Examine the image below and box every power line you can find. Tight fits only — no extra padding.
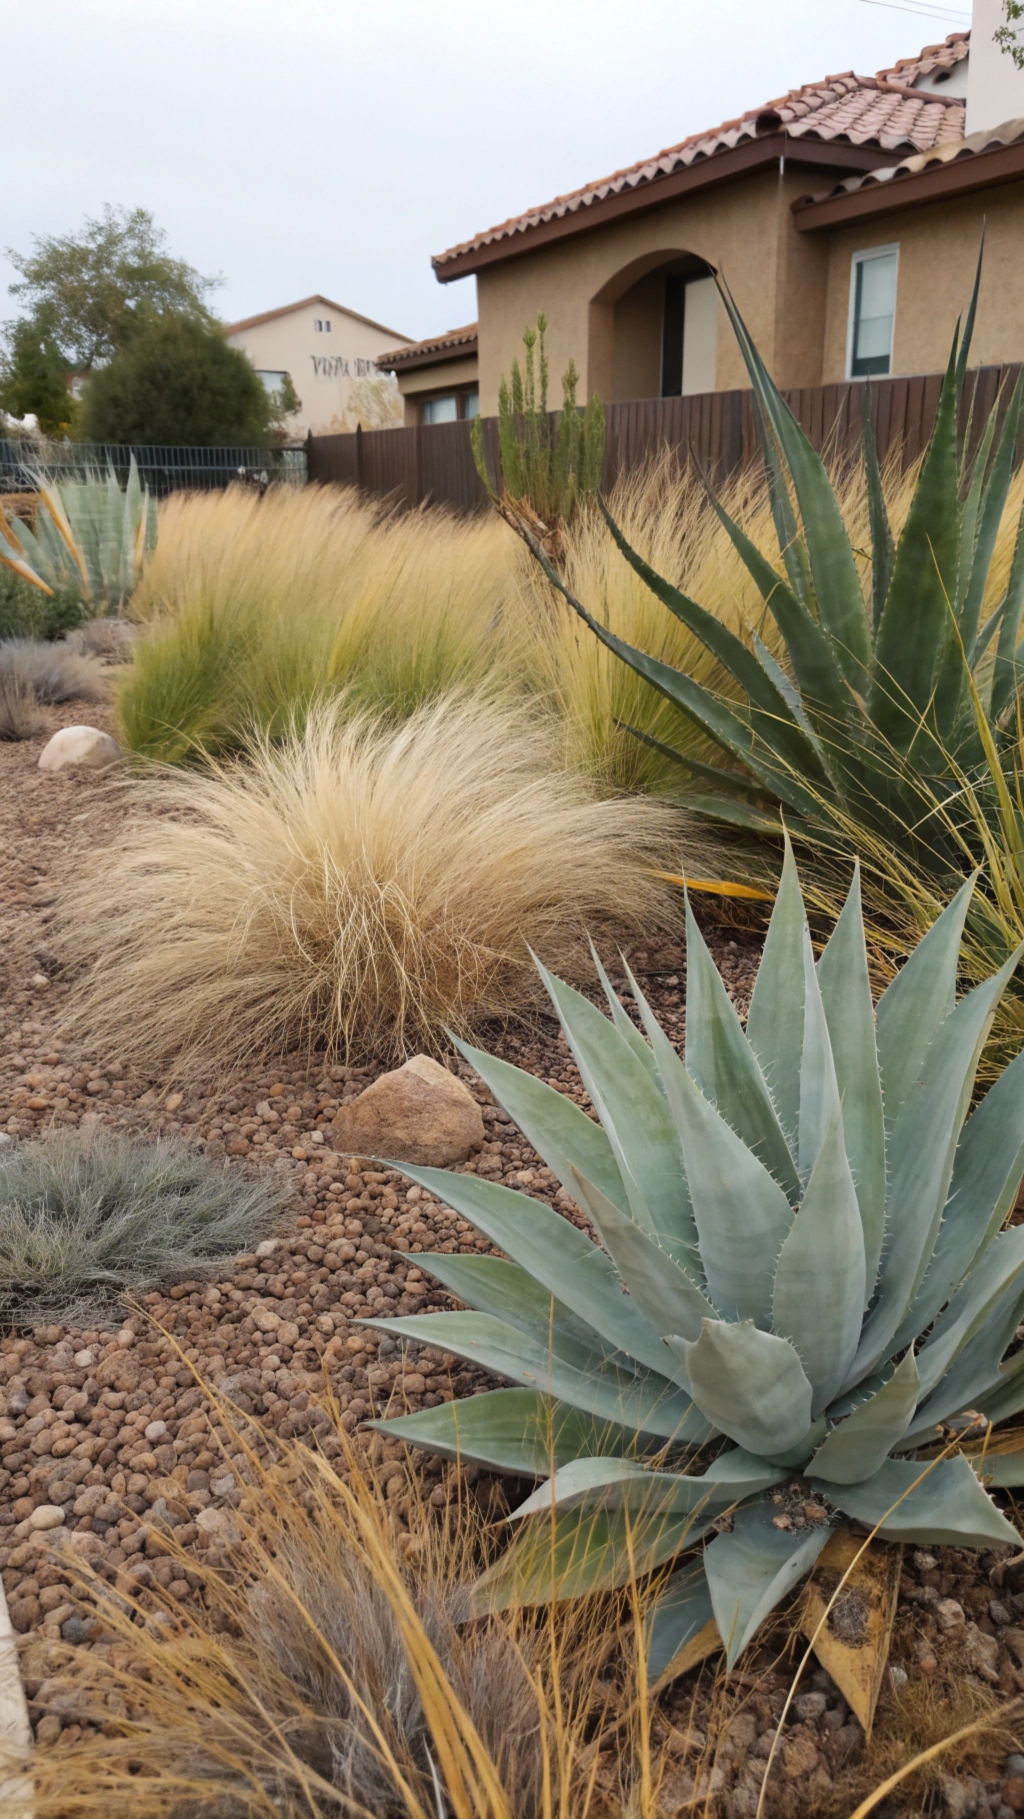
[857,0,970,20]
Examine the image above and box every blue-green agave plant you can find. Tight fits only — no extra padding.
[363,850,1024,1674]
[0,454,156,611]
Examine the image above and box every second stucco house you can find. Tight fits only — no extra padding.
[383,2,1024,420]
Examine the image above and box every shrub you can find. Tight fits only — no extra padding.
[0,1128,286,1325]
[0,563,85,641]
[118,484,519,763]
[56,696,680,1075]
[0,638,105,704]
[81,314,276,448]
[369,846,1024,1681]
[0,665,44,741]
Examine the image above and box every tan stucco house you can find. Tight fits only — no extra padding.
[383,1,1024,419]
[225,294,411,436]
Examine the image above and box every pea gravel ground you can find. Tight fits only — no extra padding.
[3,697,1024,1815]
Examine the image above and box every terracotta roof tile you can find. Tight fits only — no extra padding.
[376,323,478,369]
[801,113,1024,207]
[434,34,968,270]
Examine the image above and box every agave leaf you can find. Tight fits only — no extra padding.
[615,720,772,802]
[453,1035,629,1215]
[370,1388,658,1475]
[587,944,661,1078]
[534,961,691,1249]
[745,839,807,1148]
[861,389,895,635]
[413,1252,642,1368]
[959,368,1024,654]
[914,1226,1024,1401]
[670,790,786,833]
[905,1267,1024,1438]
[992,499,1024,720]
[800,1526,900,1739]
[815,866,886,1295]
[772,1109,866,1415]
[817,1455,1020,1548]
[858,943,1023,1378]
[704,1498,831,1669]
[666,1071,794,1327]
[646,1561,718,1683]
[379,1168,680,1378]
[570,1169,714,1345]
[798,928,842,1185]
[870,340,962,748]
[471,1505,712,1611]
[509,1452,780,1521]
[680,1320,813,1458]
[365,1312,709,1441]
[874,875,974,1129]
[810,1351,920,1484]
[971,1444,1024,1489]
[683,897,799,1200]
[976,1349,1024,1426]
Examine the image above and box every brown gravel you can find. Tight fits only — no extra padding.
[4,692,1023,1810]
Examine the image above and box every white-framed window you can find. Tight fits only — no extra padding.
[313,318,331,332]
[847,246,899,379]
[256,369,289,398]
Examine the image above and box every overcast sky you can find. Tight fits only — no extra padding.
[1,0,971,343]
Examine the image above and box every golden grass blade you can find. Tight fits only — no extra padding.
[654,871,774,902]
[846,1699,1024,1819]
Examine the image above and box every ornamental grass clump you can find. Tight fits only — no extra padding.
[366,844,1024,1676]
[0,1128,286,1325]
[56,695,681,1075]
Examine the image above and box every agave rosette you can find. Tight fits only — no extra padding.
[0,454,156,609]
[364,849,1024,1672]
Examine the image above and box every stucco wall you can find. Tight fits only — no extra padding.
[473,166,838,411]
[819,181,1024,383]
[227,302,409,435]
[396,354,480,425]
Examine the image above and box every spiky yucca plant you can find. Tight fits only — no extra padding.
[522,259,1024,879]
[365,849,1024,1673]
[0,453,156,610]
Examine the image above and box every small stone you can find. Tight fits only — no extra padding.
[937,1772,981,1818]
[936,1597,966,1634]
[210,1473,236,1498]
[60,1615,95,1645]
[1004,1779,1024,1815]
[37,726,121,772]
[991,1600,1012,1626]
[28,1504,65,1531]
[1006,1757,1024,1779]
[255,1240,278,1258]
[72,1350,95,1368]
[196,1506,241,1547]
[793,1691,827,1722]
[331,1055,485,1167]
[912,1551,938,1572]
[144,1421,169,1444]
[889,1663,908,1689]
[781,1734,820,1779]
[35,1714,62,1745]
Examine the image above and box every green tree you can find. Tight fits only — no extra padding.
[81,314,276,447]
[5,204,218,372]
[996,0,1024,67]
[0,317,76,434]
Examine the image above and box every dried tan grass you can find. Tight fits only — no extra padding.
[55,694,683,1076]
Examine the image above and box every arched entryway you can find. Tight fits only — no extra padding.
[589,250,718,402]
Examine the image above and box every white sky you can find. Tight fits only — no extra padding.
[0,0,972,343]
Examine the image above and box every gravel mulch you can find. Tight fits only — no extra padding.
[2,696,1023,1813]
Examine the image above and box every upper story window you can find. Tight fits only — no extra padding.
[314,318,331,332]
[848,247,898,379]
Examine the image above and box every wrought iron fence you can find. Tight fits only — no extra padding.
[0,439,306,496]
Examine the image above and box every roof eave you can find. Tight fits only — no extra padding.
[433,134,904,281]
[793,136,1024,229]
[377,337,479,373]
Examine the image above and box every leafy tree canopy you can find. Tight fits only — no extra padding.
[80,313,276,448]
[5,204,219,372]
[0,318,76,435]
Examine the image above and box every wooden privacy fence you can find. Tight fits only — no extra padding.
[306,363,1023,513]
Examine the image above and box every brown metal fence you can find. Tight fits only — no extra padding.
[307,364,1023,513]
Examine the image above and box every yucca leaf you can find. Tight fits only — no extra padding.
[679,1320,813,1457]
[647,1562,716,1681]
[366,1312,708,1440]
[570,1168,714,1345]
[914,1227,1024,1400]
[898,1047,1024,1346]
[716,276,871,691]
[861,388,894,635]
[745,839,807,1149]
[371,1389,657,1475]
[857,943,1023,1379]
[533,962,692,1250]
[818,1455,1019,1549]
[772,1109,866,1415]
[798,929,842,1186]
[815,866,886,1295]
[869,340,962,747]
[874,875,974,1127]
[453,1034,630,1214]
[665,1072,795,1327]
[683,897,800,1201]
[377,1168,680,1378]
[704,1499,831,1669]
[470,1505,712,1612]
[509,1454,778,1521]
[809,1350,920,1485]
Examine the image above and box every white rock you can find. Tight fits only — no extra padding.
[72,1349,95,1368]
[144,1420,168,1443]
[255,1239,278,1257]
[28,1505,65,1531]
[38,725,121,773]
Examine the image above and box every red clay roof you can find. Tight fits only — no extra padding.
[433,34,968,274]
[375,323,478,370]
[794,114,1024,229]
[225,293,410,341]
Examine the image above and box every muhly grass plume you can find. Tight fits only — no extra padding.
[0,1127,287,1326]
[55,695,685,1076]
